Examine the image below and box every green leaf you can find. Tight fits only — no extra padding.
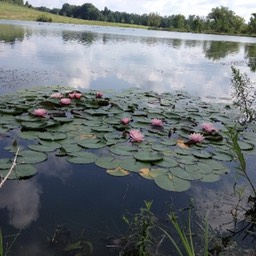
[67,151,97,164]
[17,150,47,164]
[154,174,191,192]
[133,151,164,162]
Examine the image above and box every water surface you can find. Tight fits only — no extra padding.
[1,20,256,255]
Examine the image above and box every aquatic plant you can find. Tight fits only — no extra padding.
[188,133,204,143]
[60,98,71,105]
[201,122,218,133]
[231,66,256,123]
[121,201,155,256]
[129,129,144,142]
[0,86,255,192]
[121,117,131,125]
[96,91,103,98]
[32,108,47,117]
[151,118,163,127]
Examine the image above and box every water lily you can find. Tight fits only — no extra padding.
[50,92,63,99]
[201,122,218,133]
[151,118,163,127]
[129,129,144,142]
[33,108,47,117]
[69,92,82,99]
[121,117,131,125]
[96,92,103,98]
[189,132,204,143]
[60,98,71,105]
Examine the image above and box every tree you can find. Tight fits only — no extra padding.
[207,6,244,34]
[248,13,256,34]
[172,14,186,30]
[148,12,161,28]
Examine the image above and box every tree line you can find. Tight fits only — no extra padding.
[2,0,256,35]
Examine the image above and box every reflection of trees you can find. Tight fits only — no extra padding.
[203,41,240,60]
[0,24,25,44]
[244,44,256,72]
[62,30,97,46]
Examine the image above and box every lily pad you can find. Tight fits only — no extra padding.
[17,150,47,164]
[106,167,130,176]
[133,151,164,162]
[154,174,191,192]
[66,151,97,164]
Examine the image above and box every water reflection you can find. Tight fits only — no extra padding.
[0,180,41,229]
[203,41,240,60]
[0,24,25,44]
[245,44,256,72]
[1,21,256,99]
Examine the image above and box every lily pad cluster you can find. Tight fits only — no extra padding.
[0,86,255,192]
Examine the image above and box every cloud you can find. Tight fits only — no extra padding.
[0,180,41,229]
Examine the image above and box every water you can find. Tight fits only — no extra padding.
[0,20,256,255]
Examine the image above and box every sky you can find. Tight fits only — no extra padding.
[27,0,255,22]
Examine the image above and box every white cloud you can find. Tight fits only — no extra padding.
[28,0,255,21]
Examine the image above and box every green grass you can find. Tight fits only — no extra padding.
[0,2,148,29]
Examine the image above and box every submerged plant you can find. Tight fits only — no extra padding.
[231,66,256,123]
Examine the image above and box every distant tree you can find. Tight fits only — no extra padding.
[0,0,23,4]
[207,6,244,34]
[172,14,186,29]
[148,12,161,28]
[248,13,256,33]
[78,3,103,20]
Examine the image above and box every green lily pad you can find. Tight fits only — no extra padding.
[67,151,97,164]
[110,144,138,156]
[95,156,120,169]
[133,151,164,162]
[38,132,67,141]
[154,174,191,192]
[0,164,37,179]
[17,150,47,164]
[28,144,59,152]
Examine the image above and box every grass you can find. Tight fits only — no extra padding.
[0,2,148,29]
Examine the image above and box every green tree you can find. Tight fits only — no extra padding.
[207,6,245,34]
[248,13,256,33]
[172,14,186,30]
[147,12,161,28]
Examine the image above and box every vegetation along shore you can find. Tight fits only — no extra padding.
[1,0,256,36]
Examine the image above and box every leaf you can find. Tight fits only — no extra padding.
[106,167,130,176]
[66,151,97,164]
[133,151,164,162]
[154,174,191,192]
[17,150,47,164]
[139,168,154,180]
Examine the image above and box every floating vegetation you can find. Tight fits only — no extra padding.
[0,86,256,191]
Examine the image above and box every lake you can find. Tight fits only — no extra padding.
[0,20,256,255]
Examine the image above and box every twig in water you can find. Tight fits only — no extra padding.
[0,148,19,189]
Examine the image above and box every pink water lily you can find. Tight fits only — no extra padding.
[50,92,63,99]
[129,129,144,142]
[60,98,71,105]
[151,118,163,127]
[189,133,204,143]
[69,92,82,99]
[96,92,103,98]
[33,108,47,117]
[121,117,131,125]
[201,122,218,133]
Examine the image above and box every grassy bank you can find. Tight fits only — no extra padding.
[0,2,148,28]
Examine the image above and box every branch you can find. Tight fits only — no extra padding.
[0,148,19,188]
